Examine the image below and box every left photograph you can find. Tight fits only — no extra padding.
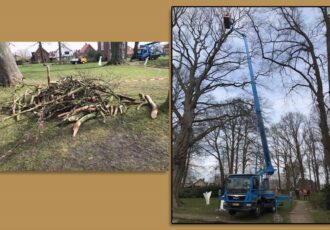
[0,41,169,172]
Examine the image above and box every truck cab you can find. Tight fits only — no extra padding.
[223,174,276,216]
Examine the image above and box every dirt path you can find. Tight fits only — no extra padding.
[289,200,314,223]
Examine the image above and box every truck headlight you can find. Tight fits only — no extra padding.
[246,203,252,207]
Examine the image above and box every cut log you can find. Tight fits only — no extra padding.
[72,113,97,137]
[144,95,158,119]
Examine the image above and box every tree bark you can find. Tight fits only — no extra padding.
[131,42,139,60]
[38,42,45,64]
[0,42,23,86]
[107,42,124,65]
[124,42,128,59]
[58,42,62,63]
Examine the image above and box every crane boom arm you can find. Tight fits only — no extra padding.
[240,32,275,175]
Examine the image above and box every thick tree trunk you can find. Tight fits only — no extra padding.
[107,42,124,65]
[124,42,128,59]
[181,151,191,187]
[172,106,194,208]
[131,42,139,60]
[0,42,23,86]
[172,164,185,209]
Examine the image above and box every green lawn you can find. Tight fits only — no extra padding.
[173,197,294,223]
[0,62,169,172]
[146,55,169,68]
[19,62,168,84]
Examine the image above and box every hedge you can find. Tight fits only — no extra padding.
[179,185,224,198]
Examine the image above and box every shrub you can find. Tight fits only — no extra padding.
[179,185,223,198]
[319,184,330,210]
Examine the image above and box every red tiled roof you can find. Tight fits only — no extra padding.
[80,43,94,53]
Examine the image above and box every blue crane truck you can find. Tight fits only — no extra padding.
[133,42,163,61]
[220,13,290,217]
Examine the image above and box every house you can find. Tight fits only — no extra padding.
[193,178,208,187]
[97,42,130,61]
[49,43,74,61]
[184,178,208,188]
[30,46,50,63]
[80,43,96,57]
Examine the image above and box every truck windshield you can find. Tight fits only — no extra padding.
[226,177,250,193]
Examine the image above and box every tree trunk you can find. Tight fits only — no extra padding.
[124,42,128,59]
[38,42,45,64]
[181,151,191,187]
[294,136,305,181]
[58,42,62,63]
[0,42,23,86]
[107,42,124,65]
[172,106,194,208]
[311,141,321,190]
[131,42,139,60]
[288,147,297,188]
[173,161,187,209]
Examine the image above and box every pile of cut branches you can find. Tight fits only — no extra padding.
[2,76,158,137]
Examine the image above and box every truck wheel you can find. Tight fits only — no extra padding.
[254,204,261,217]
[228,210,236,216]
[271,200,276,213]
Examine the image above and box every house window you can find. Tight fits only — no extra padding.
[64,51,69,55]
[101,42,104,50]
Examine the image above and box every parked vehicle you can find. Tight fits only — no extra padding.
[221,13,290,217]
[70,57,87,64]
[132,42,163,61]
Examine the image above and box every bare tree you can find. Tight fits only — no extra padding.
[249,7,330,173]
[201,98,256,185]
[171,7,251,208]
[16,49,30,65]
[303,118,322,190]
[0,42,23,86]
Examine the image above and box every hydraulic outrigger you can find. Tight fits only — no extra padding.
[220,13,290,217]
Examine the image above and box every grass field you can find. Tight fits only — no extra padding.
[0,61,169,172]
[173,197,294,223]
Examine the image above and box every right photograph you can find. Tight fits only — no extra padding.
[171,7,330,223]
